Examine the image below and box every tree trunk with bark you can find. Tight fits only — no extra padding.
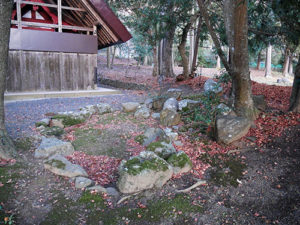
[289,55,294,75]
[265,44,272,77]
[161,27,176,77]
[152,45,158,77]
[107,47,111,69]
[282,48,290,77]
[110,46,116,69]
[256,51,261,70]
[216,55,221,69]
[231,0,256,120]
[191,16,202,74]
[289,55,300,112]
[0,0,16,159]
[178,22,191,79]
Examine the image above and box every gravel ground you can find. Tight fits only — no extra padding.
[4,91,144,139]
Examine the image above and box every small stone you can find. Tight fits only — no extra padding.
[122,102,140,112]
[160,109,181,126]
[141,128,169,146]
[75,177,93,189]
[51,119,64,128]
[35,137,74,159]
[144,98,153,109]
[163,98,178,112]
[96,103,112,115]
[178,99,200,111]
[106,187,119,197]
[151,113,160,120]
[44,154,88,178]
[217,103,233,116]
[164,128,178,141]
[87,185,107,193]
[204,79,222,94]
[134,106,150,119]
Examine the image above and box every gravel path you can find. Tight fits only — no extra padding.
[5,91,144,139]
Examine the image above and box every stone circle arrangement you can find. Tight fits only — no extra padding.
[33,79,265,196]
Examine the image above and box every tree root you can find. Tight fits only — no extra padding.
[117,191,141,205]
[176,180,207,193]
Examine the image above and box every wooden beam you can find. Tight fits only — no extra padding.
[11,20,94,31]
[13,0,86,12]
[57,0,62,32]
[16,0,22,29]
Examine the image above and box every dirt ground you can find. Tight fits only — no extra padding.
[1,59,299,225]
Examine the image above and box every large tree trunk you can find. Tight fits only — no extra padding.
[161,27,176,77]
[289,55,300,112]
[0,0,16,159]
[152,46,158,77]
[178,22,192,79]
[191,16,202,73]
[256,51,261,70]
[231,0,256,120]
[265,44,272,77]
[282,48,290,77]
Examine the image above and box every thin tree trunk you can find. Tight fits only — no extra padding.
[111,46,116,68]
[282,48,290,77]
[289,55,294,75]
[256,51,261,70]
[152,46,158,77]
[189,30,194,73]
[0,0,16,159]
[197,0,231,74]
[265,44,272,77]
[231,0,256,120]
[178,23,192,79]
[107,47,111,69]
[289,55,300,112]
[216,55,221,69]
[191,16,202,73]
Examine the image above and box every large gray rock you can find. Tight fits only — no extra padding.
[164,88,183,99]
[117,151,173,194]
[167,151,192,175]
[35,137,74,159]
[122,102,140,112]
[138,128,169,146]
[163,98,178,112]
[160,109,181,126]
[80,105,97,115]
[134,106,150,119]
[96,103,112,115]
[146,141,176,159]
[253,95,267,111]
[204,79,222,94]
[75,177,93,189]
[178,99,200,111]
[44,154,88,178]
[216,115,251,144]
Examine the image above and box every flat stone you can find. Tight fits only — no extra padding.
[35,137,74,159]
[87,185,107,193]
[75,177,93,189]
[122,102,140,112]
[44,154,88,178]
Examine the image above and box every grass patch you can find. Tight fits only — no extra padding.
[52,115,85,127]
[72,128,98,151]
[14,138,32,151]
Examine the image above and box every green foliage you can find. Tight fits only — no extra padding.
[52,115,85,127]
[134,135,146,145]
[35,122,48,127]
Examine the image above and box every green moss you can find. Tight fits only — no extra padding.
[146,141,164,152]
[123,156,169,176]
[183,94,203,101]
[14,138,32,151]
[134,135,146,144]
[45,159,66,169]
[52,115,85,127]
[167,152,192,168]
[41,195,79,225]
[35,122,48,127]
[72,128,98,151]
[201,154,246,187]
[41,126,64,137]
[79,191,106,207]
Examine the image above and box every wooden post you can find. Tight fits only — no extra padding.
[93,25,97,36]
[57,0,62,32]
[16,0,22,29]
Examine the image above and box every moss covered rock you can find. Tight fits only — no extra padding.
[41,126,64,137]
[117,151,173,194]
[146,141,176,159]
[167,151,193,174]
[51,115,85,127]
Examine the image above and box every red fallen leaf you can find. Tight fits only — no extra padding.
[0,182,4,187]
